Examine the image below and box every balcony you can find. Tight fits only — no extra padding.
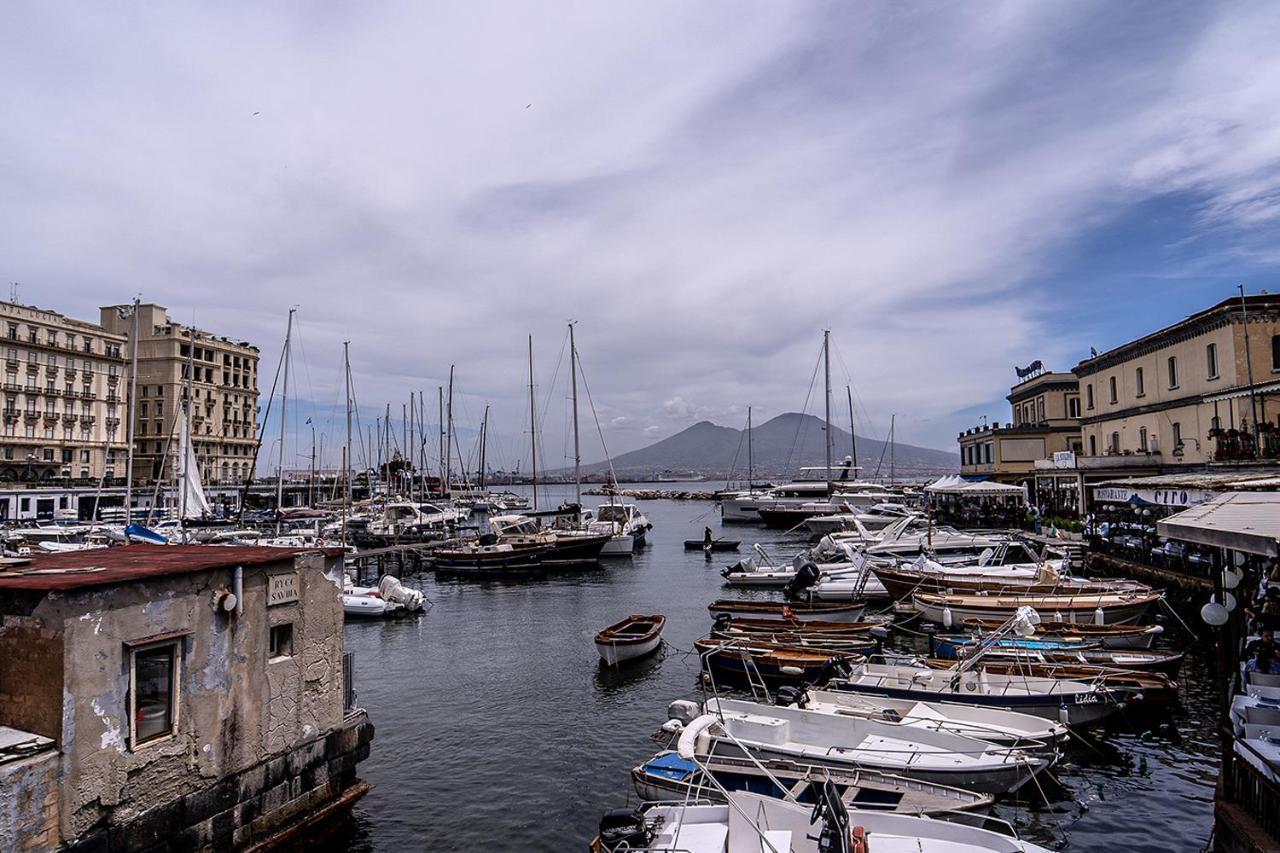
[4,356,16,367]
[106,373,117,384]
[64,414,78,425]
[45,363,58,376]
[42,412,58,422]
[105,417,120,428]
[105,394,119,403]
[23,410,38,421]
[82,415,96,426]
[25,362,38,374]
[65,366,77,379]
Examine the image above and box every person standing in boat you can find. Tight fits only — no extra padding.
[703,526,714,559]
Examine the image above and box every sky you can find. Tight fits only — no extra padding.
[3,2,1280,475]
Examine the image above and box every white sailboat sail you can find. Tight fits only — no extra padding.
[178,413,210,519]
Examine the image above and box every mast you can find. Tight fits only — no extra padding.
[437,387,444,497]
[528,336,539,512]
[823,330,832,485]
[889,413,896,486]
[1239,284,1261,451]
[445,366,454,497]
[478,405,489,490]
[847,386,857,479]
[275,308,294,536]
[343,341,352,520]
[180,315,196,532]
[309,422,316,506]
[747,406,754,489]
[123,297,140,531]
[569,322,581,513]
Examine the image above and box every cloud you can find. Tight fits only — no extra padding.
[2,2,1279,470]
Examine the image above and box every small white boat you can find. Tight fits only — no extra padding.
[342,575,426,619]
[697,701,1051,794]
[595,614,665,665]
[593,790,1053,853]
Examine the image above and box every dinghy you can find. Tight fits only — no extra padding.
[933,635,1183,675]
[630,750,993,815]
[912,589,1161,626]
[595,614,665,665]
[707,598,867,624]
[684,538,740,551]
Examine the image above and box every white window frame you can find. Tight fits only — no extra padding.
[127,636,184,749]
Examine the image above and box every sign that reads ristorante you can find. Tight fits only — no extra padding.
[268,572,299,606]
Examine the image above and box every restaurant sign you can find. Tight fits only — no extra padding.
[268,572,299,606]
[1093,486,1215,507]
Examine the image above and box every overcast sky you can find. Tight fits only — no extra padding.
[4,2,1280,474]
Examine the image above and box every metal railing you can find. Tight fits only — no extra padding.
[1222,733,1280,842]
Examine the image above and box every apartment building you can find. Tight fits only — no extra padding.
[100,304,261,486]
[1073,294,1280,466]
[958,370,1082,483]
[0,301,127,482]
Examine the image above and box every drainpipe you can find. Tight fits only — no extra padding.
[234,565,243,617]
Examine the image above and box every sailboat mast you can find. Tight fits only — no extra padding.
[889,413,896,486]
[180,316,196,529]
[478,405,489,490]
[275,308,294,536]
[568,322,581,512]
[846,386,857,478]
[747,406,754,488]
[437,388,444,496]
[445,365,454,497]
[123,297,140,531]
[823,330,832,485]
[344,341,352,517]
[528,336,538,512]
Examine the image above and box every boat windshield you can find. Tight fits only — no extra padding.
[596,505,630,523]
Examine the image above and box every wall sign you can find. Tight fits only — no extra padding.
[1092,486,1215,507]
[268,573,299,606]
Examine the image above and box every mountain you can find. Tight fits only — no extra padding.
[579,412,958,480]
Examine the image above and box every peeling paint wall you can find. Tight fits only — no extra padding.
[0,748,61,852]
[2,551,345,847]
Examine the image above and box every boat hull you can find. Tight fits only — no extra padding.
[913,596,1154,626]
[828,679,1118,728]
[595,633,661,665]
[708,600,867,624]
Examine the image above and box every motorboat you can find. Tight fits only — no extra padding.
[592,502,651,551]
[793,688,1068,747]
[804,503,914,537]
[629,750,993,815]
[488,514,612,565]
[960,617,1164,650]
[341,575,426,618]
[694,702,1052,794]
[720,462,858,524]
[825,660,1120,727]
[932,635,1183,675]
[756,489,902,530]
[592,790,1052,852]
[595,614,665,665]
[366,501,466,538]
[431,535,554,573]
[696,637,866,688]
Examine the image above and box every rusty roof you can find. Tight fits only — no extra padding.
[0,545,342,592]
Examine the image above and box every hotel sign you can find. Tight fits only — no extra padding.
[267,573,299,606]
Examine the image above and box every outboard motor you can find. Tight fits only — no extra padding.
[819,657,854,684]
[775,685,808,708]
[713,613,733,631]
[810,780,852,853]
[597,809,650,852]
[784,561,821,600]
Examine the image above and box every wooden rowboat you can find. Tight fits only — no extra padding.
[912,589,1161,626]
[707,599,867,624]
[960,618,1163,650]
[695,637,862,688]
[595,614,666,665]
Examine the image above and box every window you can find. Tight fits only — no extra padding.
[1108,376,1117,404]
[1067,396,1080,418]
[1085,384,1094,410]
[1135,367,1144,397]
[1088,434,1097,456]
[1206,343,1219,379]
[1138,427,1148,451]
[984,442,993,464]
[130,641,180,746]
[269,623,294,659]
[1167,356,1178,389]
[1273,334,1280,371]
[1110,431,1120,453]
[1037,397,1045,422]
[1172,422,1182,446]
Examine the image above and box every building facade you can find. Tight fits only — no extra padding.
[1073,294,1280,468]
[0,545,372,851]
[100,304,261,486]
[0,301,127,484]
[958,370,1082,484]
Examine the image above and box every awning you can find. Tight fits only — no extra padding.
[1203,379,1280,404]
[1157,492,1280,557]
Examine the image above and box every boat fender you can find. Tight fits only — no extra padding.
[1058,704,1069,724]
[1094,606,1106,626]
[851,826,868,853]
[676,715,718,759]
[942,607,953,628]
[779,665,805,677]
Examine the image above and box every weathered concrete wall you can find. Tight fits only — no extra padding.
[24,551,346,845]
[0,616,63,741]
[64,711,373,853]
[0,748,61,852]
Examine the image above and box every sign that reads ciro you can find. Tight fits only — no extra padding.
[267,572,299,606]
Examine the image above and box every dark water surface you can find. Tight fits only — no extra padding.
[323,487,1217,851]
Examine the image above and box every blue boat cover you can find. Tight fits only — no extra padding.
[642,753,697,781]
[124,523,169,544]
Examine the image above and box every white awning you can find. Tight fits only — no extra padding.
[1157,491,1280,557]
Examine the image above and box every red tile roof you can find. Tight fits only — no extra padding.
[0,545,342,592]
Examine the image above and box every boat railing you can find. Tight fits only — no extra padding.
[1221,731,1280,842]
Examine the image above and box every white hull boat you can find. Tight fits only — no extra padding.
[595,614,665,665]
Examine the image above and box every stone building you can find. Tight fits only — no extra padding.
[957,370,1082,484]
[0,300,127,483]
[0,545,373,851]
[1073,293,1280,466]
[99,304,261,487]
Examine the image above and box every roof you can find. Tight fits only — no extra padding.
[0,545,342,592]
[1157,492,1280,557]
[1096,472,1280,491]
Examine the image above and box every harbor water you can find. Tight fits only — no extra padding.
[325,487,1218,852]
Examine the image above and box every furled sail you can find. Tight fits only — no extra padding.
[178,412,211,519]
